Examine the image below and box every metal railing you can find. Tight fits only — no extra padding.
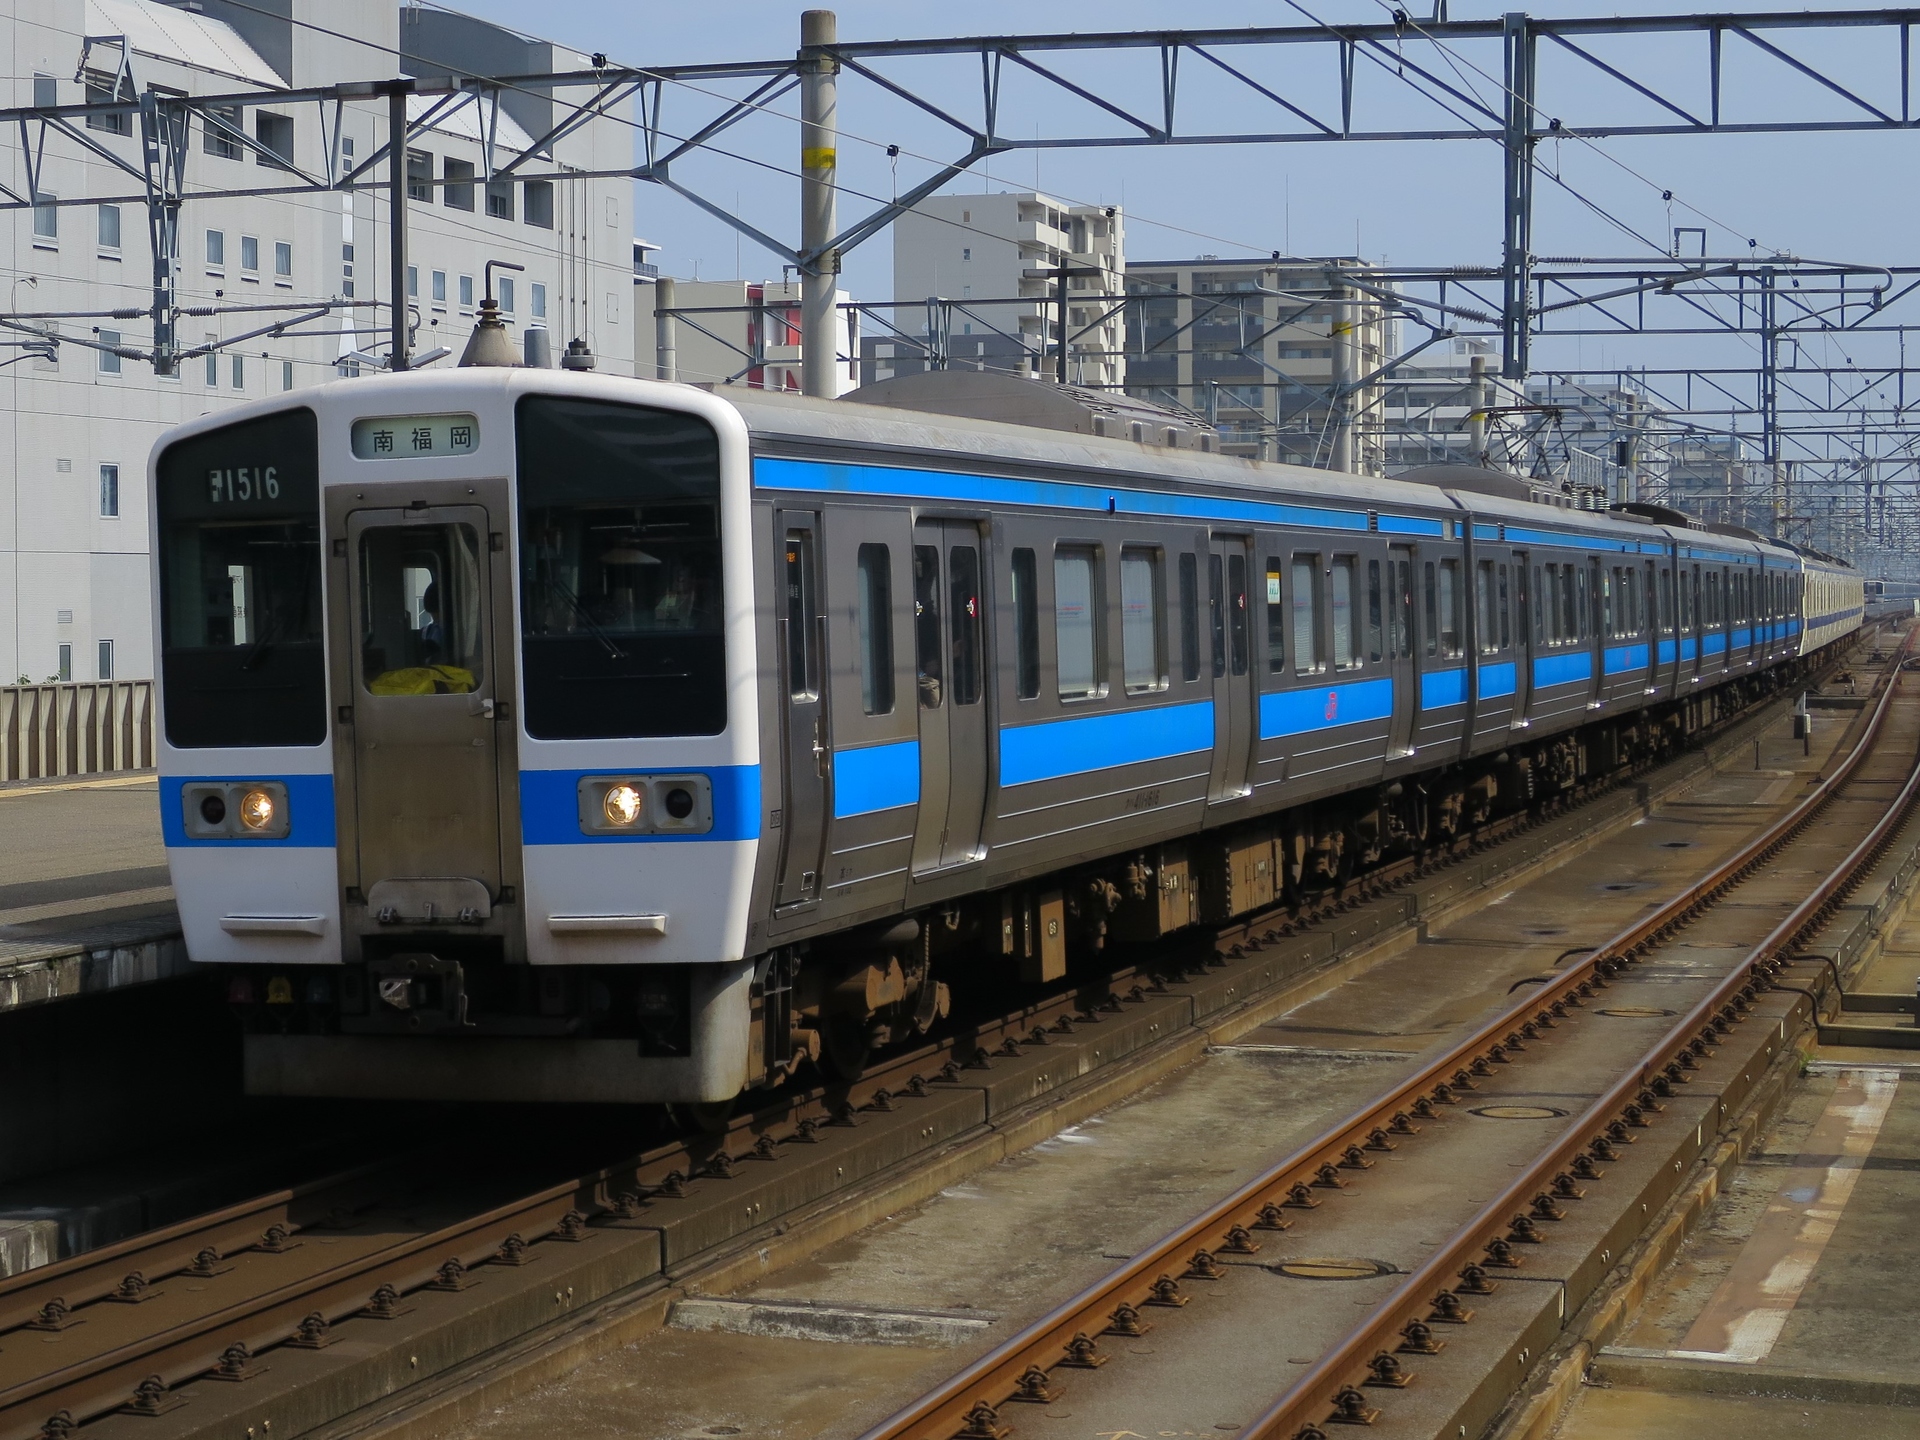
[0,681,155,782]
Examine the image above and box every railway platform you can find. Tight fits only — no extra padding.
[0,772,182,1014]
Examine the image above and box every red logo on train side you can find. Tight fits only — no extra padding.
[1324,690,1339,722]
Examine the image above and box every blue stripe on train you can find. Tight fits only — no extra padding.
[1000,699,1215,787]
[1658,639,1677,664]
[1534,651,1593,688]
[833,739,920,818]
[1604,644,1649,675]
[1260,677,1393,739]
[1421,667,1466,709]
[1478,662,1517,699]
[1704,632,1727,656]
[161,773,337,848]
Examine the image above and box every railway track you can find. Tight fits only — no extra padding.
[857,630,1920,1440]
[0,656,1889,1440]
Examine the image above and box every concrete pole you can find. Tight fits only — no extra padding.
[1330,280,1354,473]
[654,275,678,382]
[799,10,839,398]
[1466,353,1488,464]
[388,85,410,371]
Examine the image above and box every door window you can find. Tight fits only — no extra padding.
[1227,551,1249,677]
[949,545,983,706]
[1331,557,1357,669]
[1436,559,1462,657]
[1055,546,1102,699]
[1179,552,1202,682]
[1265,559,1287,672]
[1366,560,1384,662]
[359,522,485,694]
[1476,559,1498,653]
[1208,553,1226,678]
[855,542,894,715]
[1392,558,1413,658]
[1011,547,1041,699]
[783,529,818,700]
[913,544,943,708]
[1120,547,1165,692]
[1292,555,1323,673]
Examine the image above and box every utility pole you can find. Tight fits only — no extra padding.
[388,83,410,371]
[1760,267,1780,535]
[799,10,839,398]
[1466,352,1488,464]
[1499,11,1536,384]
[654,275,678,381]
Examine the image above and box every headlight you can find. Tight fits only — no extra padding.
[603,783,645,827]
[238,788,277,831]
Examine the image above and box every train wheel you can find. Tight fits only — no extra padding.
[821,1012,873,1081]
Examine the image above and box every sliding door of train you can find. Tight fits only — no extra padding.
[910,519,990,872]
[1510,549,1535,720]
[773,511,828,908]
[1206,532,1256,804]
[1471,548,1519,744]
[1386,545,1417,755]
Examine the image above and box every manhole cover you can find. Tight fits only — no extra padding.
[1270,1257,1397,1281]
[1598,1006,1677,1018]
[1470,1104,1569,1119]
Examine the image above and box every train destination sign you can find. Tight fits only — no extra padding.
[350,412,480,460]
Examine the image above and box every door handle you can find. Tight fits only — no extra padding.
[469,696,494,719]
[812,717,828,775]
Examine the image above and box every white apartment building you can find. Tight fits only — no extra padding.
[1,0,634,684]
[637,277,858,394]
[875,191,1126,390]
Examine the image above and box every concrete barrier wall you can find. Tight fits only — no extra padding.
[0,681,154,781]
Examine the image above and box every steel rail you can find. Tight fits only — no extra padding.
[859,631,1913,1440]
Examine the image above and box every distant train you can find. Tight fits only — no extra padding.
[151,367,1862,1110]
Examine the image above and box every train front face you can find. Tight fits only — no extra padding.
[151,371,761,1104]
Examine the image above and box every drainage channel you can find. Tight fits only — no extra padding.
[0,650,1883,1440]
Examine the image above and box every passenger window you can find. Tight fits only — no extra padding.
[783,530,817,701]
[855,542,893,716]
[1227,552,1249,677]
[1498,564,1510,650]
[1265,559,1287,673]
[1366,560,1384,663]
[1208,553,1226,678]
[1011,547,1040,700]
[949,545,983,707]
[1055,546,1102,700]
[1179,552,1201,683]
[1292,555,1323,673]
[1437,559,1462,657]
[913,544,943,708]
[1476,559,1497,654]
[1120,547,1165,692]
[1331,556,1357,669]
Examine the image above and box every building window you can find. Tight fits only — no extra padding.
[459,275,474,310]
[99,464,119,517]
[1120,547,1165,692]
[203,103,242,159]
[205,349,218,386]
[231,354,245,389]
[206,229,225,267]
[855,543,894,716]
[255,111,293,168]
[443,158,475,211]
[56,643,72,682]
[432,270,448,304]
[486,180,515,221]
[97,640,114,681]
[498,277,515,313]
[961,247,971,261]
[530,282,546,319]
[275,240,293,277]
[1054,546,1103,700]
[98,331,121,374]
[33,191,57,241]
[97,204,120,249]
[84,71,132,135]
[407,265,419,298]
[282,360,294,391]
[1011,547,1040,700]
[33,74,57,108]
[524,179,554,228]
[406,149,433,202]
[240,235,259,272]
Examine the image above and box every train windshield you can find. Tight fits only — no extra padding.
[155,408,326,748]
[515,395,725,738]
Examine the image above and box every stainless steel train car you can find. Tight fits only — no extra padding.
[151,367,1862,1108]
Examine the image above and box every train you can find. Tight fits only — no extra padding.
[151,362,1863,1111]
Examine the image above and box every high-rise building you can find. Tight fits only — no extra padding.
[868,191,1125,390]
[0,1,635,684]
[1121,257,1393,472]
